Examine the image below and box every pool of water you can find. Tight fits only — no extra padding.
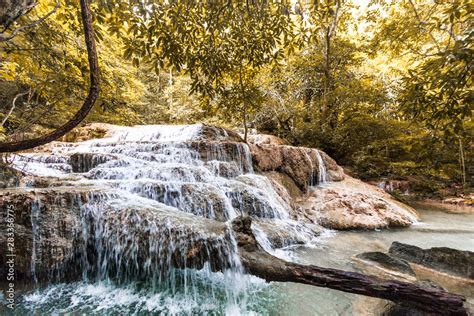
[269,207,474,315]
[3,208,473,315]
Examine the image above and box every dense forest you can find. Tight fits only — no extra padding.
[1,0,472,197]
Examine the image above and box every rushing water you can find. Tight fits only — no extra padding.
[3,124,320,314]
[4,207,473,315]
[2,124,472,315]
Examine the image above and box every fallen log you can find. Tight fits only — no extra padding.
[2,189,468,314]
[232,217,469,316]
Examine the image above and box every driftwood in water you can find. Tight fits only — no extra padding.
[231,217,468,316]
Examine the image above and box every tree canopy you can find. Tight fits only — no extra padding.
[0,0,472,191]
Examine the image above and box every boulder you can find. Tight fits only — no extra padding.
[356,251,415,276]
[249,144,344,191]
[389,242,474,280]
[302,178,418,230]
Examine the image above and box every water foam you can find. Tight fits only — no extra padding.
[12,124,327,314]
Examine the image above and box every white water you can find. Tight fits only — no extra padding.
[30,198,40,284]
[9,124,327,314]
[6,125,472,314]
[315,150,327,185]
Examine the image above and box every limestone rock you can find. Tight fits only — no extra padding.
[61,123,116,142]
[0,187,108,281]
[302,178,418,230]
[70,152,117,173]
[247,134,289,146]
[198,124,243,142]
[249,144,344,191]
[389,241,474,279]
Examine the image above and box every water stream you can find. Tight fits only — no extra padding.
[4,208,472,315]
[1,124,472,315]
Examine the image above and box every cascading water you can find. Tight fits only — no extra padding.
[30,198,41,284]
[315,150,328,185]
[10,124,325,314]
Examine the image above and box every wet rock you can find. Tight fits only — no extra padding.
[20,174,86,188]
[198,124,243,142]
[356,252,415,276]
[77,198,236,279]
[232,216,259,252]
[250,144,344,191]
[254,219,323,248]
[263,171,303,200]
[126,181,231,221]
[319,150,345,182]
[70,152,116,173]
[225,180,288,219]
[0,187,113,282]
[389,242,474,279]
[204,161,242,178]
[0,164,22,188]
[190,141,253,173]
[0,187,235,283]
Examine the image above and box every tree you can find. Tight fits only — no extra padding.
[106,0,295,142]
[0,0,99,152]
[1,1,295,148]
[371,0,473,187]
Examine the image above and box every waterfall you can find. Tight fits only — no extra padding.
[30,198,41,284]
[315,150,328,185]
[10,124,324,314]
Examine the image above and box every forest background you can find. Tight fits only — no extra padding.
[0,0,472,199]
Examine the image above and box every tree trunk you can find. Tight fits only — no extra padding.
[321,1,340,132]
[231,217,468,316]
[243,104,248,143]
[0,0,99,153]
[459,137,466,188]
[169,68,173,121]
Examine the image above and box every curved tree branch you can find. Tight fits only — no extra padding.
[1,88,31,126]
[0,0,100,153]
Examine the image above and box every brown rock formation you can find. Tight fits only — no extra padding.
[301,178,419,230]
